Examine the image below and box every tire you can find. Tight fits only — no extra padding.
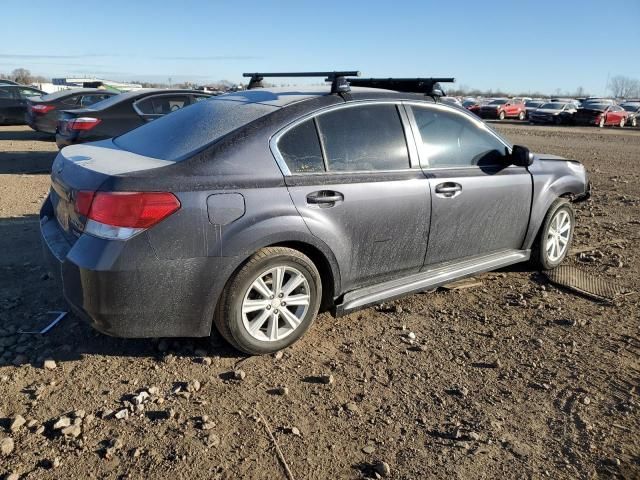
[518,111,525,121]
[632,117,637,127]
[554,116,562,125]
[599,116,605,128]
[498,110,506,120]
[619,118,625,128]
[213,247,322,355]
[531,198,575,270]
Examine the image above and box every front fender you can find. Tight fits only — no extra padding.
[523,156,589,249]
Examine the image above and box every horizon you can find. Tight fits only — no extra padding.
[1,0,639,97]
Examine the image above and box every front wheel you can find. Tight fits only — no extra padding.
[619,118,625,128]
[498,110,506,120]
[518,111,525,121]
[532,198,575,270]
[599,116,606,128]
[632,117,637,127]
[213,247,322,355]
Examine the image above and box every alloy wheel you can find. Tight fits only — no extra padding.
[241,266,311,342]
[545,210,571,262]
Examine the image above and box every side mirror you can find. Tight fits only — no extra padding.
[510,145,533,167]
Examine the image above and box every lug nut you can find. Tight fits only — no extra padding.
[267,305,271,310]
[274,309,279,314]
[278,293,284,298]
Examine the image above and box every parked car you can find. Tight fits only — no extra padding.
[0,79,20,85]
[574,103,629,127]
[463,99,483,115]
[440,96,462,106]
[26,89,117,135]
[40,74,590,355]
[55,89,213,148]
[620,102,640,127]
[529,102,577,125]
[0,84,46,124]
[524,100,545,119]
[478,98,526,120]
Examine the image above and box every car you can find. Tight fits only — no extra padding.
[462,98,483,115]
[478,98,526,120]
[40,71,590,355]
[524,100,546,119]
[620,102,640,127]
[26,88,117,135]
[54,88,213,148]
[529,102,577,125]
[574,103,629,127]
[440,96,462,106]
[0,79,20,85]
[0,84,46,125]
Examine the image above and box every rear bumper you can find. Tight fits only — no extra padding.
[40,196,230,338]
[55,133,78,149]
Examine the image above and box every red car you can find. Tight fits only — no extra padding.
[574,103,629,127]
[478,98,526,120]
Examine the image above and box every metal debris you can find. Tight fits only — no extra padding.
[544,265,632,302]
[19,311,67,334]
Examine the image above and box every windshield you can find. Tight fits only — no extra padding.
[488,99,508,105]
[622,104,640,112]
[114,97,278,161]
[540,103,564,110]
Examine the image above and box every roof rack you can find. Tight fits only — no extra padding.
[346,77,455,98]
[243,71,361,94]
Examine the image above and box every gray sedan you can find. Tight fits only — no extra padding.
[40,77,590,354]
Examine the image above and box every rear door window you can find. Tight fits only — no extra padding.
[135,95,190,115]
[19,88,42,98]
[278,119,325,173]
[60,95,81,106]
[316,104,410,172]
[80,94,112,107]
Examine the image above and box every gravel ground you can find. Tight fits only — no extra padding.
[0,123,639,479]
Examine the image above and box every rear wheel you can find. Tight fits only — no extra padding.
[532,198,575,270]
[518,111,525,121]
[619,118,625,128]
[213,247,322,355]
[632,117,637,127]
[599,116,606,128]
[499,110,506,120]
[554,116,562,125]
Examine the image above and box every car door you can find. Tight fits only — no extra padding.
[274,102,431,290]
[406,103,532,267]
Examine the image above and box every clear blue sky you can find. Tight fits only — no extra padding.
[1,0,638,95]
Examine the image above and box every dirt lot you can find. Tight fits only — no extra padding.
[0,123,639,480]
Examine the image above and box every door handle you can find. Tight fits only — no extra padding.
[435,182,462,198]
[306,190,344,206]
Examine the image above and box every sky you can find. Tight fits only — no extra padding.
[1,0,639,95]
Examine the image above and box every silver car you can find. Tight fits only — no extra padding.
[40,73,590,355]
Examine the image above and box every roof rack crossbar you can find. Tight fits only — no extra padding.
[243,71,361,94]
[346,77,455,97]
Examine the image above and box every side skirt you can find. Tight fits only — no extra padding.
[334,249,530,316]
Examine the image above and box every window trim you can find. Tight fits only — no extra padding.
[270,100,420,176]
[404,101,513,170]
[132,93,192,117]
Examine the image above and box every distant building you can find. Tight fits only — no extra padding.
[52,77,142,92]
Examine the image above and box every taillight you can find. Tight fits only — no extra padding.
[74,191,180,240]
[31,104,55,115]
[68,117,101,131]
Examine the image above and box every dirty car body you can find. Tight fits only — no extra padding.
[40,85,590,352]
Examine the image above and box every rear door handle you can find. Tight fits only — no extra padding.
[306,190,344,206]
[435,182,462,198]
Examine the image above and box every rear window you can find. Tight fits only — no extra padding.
[114,98,277,161]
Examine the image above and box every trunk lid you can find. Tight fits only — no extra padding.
[49,141,175,238]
